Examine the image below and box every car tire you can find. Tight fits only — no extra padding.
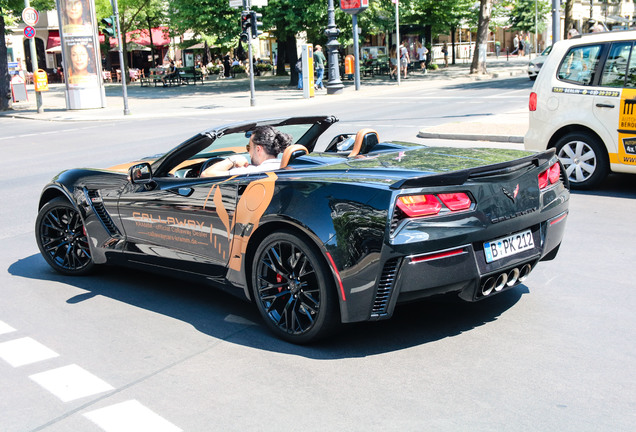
[251,230,339,344]
[35,197,95,275]
[529,75,536,81]
[554,131,609,189]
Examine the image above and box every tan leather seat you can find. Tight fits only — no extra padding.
[349,129,379,157]
[279,144,309,168]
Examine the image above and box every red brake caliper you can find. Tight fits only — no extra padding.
[277,274,283,292]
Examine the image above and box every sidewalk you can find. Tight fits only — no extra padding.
[1,56,531,142]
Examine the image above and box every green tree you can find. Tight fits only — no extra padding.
[1,0,53,110]
[509,0,550,34]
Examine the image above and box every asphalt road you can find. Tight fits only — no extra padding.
[1,76,635,432]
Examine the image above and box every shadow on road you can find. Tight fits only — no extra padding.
[570,173,636,199]
[9,253,526,359]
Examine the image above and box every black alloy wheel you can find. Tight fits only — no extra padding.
[252,231,338,344]
[36,197,94,275]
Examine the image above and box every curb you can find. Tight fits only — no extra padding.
[417,130,525,143]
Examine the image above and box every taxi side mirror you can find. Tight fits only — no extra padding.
[129,162,153,184]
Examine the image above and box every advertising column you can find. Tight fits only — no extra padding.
[56,0,106,109]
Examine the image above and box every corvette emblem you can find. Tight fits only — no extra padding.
[502,184,519,202]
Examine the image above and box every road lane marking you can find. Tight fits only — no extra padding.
[0,321,16,335]
[0,337,59,367]
[29,364,114,402]
[84,400,182,432]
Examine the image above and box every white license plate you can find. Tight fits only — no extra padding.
[484,230,534,263]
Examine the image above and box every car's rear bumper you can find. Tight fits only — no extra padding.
[377,210,567,317]
[338,205,568,324]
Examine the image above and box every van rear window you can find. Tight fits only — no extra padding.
[557,44,603,85]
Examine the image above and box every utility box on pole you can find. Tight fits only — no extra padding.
[302,44,314,99]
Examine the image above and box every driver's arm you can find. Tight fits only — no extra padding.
[200,155,249,177]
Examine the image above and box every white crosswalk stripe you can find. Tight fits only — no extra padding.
[29,364,114,402]
[0,337,59,367]
[84,400,183,432]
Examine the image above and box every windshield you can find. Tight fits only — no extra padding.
[192,124,315,159]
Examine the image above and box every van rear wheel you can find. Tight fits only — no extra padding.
[555,131,608,189]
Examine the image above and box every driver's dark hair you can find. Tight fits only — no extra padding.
[252,126,292,156]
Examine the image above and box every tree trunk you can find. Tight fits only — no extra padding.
[564,0,574,39]
[450,25,456,65]
[276,39,287,76]
[285,36,299,88]
[0,13,13,111]
[470,0,492,75]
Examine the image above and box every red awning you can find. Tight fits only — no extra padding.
[126,27,171,47]
[103,27,171,48]
[46,30,60,49]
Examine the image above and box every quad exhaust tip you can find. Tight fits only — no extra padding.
[480,264,533,297]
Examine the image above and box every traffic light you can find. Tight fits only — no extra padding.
[250,11,263,39]
[240,11,251,42]
[102,16,116,37]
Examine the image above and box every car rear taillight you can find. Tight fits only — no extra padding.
[548,162,561,184]
[396,192,473,218]
[397,195,442,217]
[529,92,537,111]
[438,193,472,211]
[538,162,561,189]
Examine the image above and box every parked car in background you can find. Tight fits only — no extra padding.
[527,45,552,80]
[525,30,636,188]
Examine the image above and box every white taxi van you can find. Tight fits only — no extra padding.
[525,30,636,188]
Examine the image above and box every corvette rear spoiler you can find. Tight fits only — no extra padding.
[389,149,556,189]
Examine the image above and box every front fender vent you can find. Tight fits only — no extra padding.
[85,189,120,236]
[372,257,401,317]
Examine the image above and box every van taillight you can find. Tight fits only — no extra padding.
[529,92,537,111]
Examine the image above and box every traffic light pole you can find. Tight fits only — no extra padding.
[24,0,43,113]
[111,0,130,115]
[242,0,256,106]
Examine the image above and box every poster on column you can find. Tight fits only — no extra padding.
[56,0,106,109]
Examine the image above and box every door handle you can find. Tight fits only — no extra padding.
[595,103,615,108]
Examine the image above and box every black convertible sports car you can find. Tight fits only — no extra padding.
[36,116,569,343]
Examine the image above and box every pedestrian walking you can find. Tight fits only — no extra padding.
[400,40,410,78]
[511,34,520,56]
[442,42,449,67]
[416,41,428,74]
[389,44,398,79]
[313,45,326,89]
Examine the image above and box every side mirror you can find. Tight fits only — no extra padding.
[129,162,153,184]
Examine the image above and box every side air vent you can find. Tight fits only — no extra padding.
[84,189,120,236]
[372,258,400,317]
[389,208,404,236]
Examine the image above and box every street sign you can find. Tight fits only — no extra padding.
[22,7,39,26]
[229,0,267,7]
[24,26,36,39]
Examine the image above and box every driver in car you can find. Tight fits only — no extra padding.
[200,126,293,177]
